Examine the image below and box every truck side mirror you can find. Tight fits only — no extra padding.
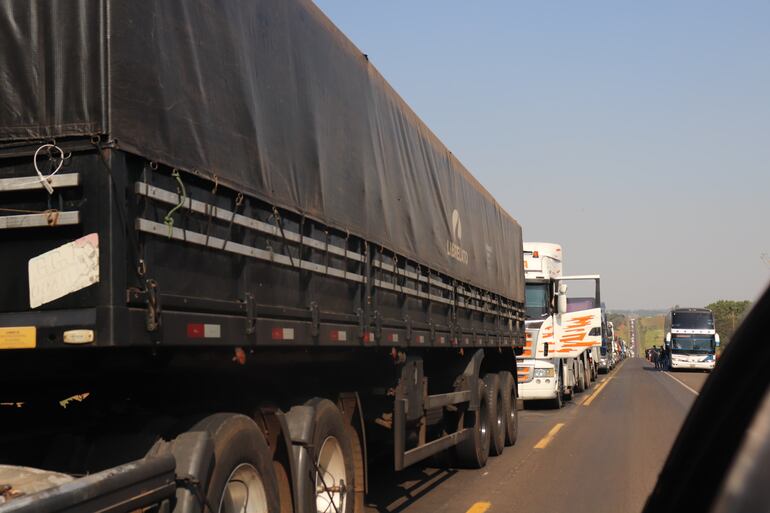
[557,294,567,315]
[556,283,568,314]
[543,342,549,357]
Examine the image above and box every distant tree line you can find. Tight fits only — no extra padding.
[608,300,752,353]
[706,300,752,346]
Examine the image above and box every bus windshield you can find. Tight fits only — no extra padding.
[672,311,714,330]
[525,283,550,319]
[671,335,714,354]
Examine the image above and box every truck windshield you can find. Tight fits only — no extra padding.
[525,283,549,319]
[672,311,714,330]
[672,335,714,354]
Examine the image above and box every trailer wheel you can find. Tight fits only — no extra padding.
[455,378,491,468]
[193,413,280,513]
[484,374,505,456]
[305,398,355,513]
[498,371,518,446]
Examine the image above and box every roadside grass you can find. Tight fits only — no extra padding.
[637,315,665,352]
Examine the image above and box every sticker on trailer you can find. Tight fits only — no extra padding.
[0,327,36,349]
[28,234,99,309]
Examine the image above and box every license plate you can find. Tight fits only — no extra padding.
[0,326,36,349]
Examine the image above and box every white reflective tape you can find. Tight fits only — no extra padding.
[204,324,221,338]
[337,331,347,341]
[390,333,399,342]
[283,328,295,340]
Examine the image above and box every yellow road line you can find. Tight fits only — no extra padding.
[582,359,625,406]
[582,376,612,406]
[534,422,565,449]
[465,501,492,513]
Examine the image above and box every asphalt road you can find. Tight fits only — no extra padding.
[365,358,710,513]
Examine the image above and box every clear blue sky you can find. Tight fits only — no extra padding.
[314,1,770,310]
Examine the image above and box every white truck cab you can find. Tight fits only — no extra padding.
[518,243,563,405]
[518,243,603,407]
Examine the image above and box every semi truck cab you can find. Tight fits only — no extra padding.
[517,243,604,407]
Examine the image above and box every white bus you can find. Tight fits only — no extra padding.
[664,308,719,371]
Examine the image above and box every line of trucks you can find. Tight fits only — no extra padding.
[0,2,612,512]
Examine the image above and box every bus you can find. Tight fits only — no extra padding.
[664,308,720,371]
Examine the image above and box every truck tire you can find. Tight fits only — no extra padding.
[304,398,355,513]
[498,371,518,446]
[574,362,584,393]
[484,373,505,456]
[455,378,491,468]
[192,413,280,513]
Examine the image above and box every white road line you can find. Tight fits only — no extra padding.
[663,371,699,395]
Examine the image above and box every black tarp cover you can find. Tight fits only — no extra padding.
[0,0,524,301]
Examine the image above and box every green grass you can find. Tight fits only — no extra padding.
[637,315,665,352]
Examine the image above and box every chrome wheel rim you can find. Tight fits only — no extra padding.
[315,436,347,513]
[219,463,268,513]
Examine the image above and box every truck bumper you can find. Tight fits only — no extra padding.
[519,378,558,400]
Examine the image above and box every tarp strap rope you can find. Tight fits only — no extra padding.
[222,192,244,250]
[94,137,144,280]
[163,169,187,238]
[272,205,296,269]
[203,174,219,247]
